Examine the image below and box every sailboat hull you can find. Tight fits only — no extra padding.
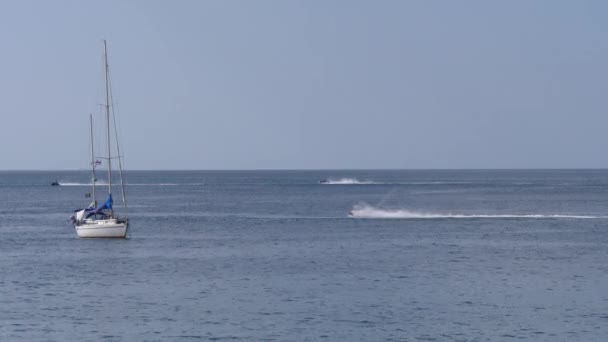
[74,219,128,238]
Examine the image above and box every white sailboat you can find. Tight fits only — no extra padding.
[71,40,129,238]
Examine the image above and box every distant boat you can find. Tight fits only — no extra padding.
[71,41,129,238]
[51,181,60,186]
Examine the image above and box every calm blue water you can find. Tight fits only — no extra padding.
[1,170,607,341]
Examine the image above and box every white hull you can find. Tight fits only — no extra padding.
[74,219,128,238]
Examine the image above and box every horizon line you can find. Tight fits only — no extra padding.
[2,167,608,172]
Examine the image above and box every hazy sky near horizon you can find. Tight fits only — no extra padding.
[0,1,607,169]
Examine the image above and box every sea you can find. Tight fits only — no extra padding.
[1,169,607,341]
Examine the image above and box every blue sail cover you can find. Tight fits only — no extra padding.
[87,194,113,218]
[99,194,113,211]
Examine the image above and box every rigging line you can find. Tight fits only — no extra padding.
[375,187,399,208]
[103,40,112,215]
[108,71,128,219]
[108,73,125,158]
[90,114,97,206]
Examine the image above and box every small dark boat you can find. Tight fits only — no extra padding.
[51,181,60,186]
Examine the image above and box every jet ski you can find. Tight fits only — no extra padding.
[319,179,329,184]
[51,181,60,186]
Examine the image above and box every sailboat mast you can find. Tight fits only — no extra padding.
[90,114,96,203]
[104,40,113,216]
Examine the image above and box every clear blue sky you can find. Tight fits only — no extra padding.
[1,0,607,170]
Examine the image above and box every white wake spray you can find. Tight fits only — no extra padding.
[348,203,603,219]
[319,179,479,185]
[320,178,377,185]
[57,182,191,186]
[58,182,109,186]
